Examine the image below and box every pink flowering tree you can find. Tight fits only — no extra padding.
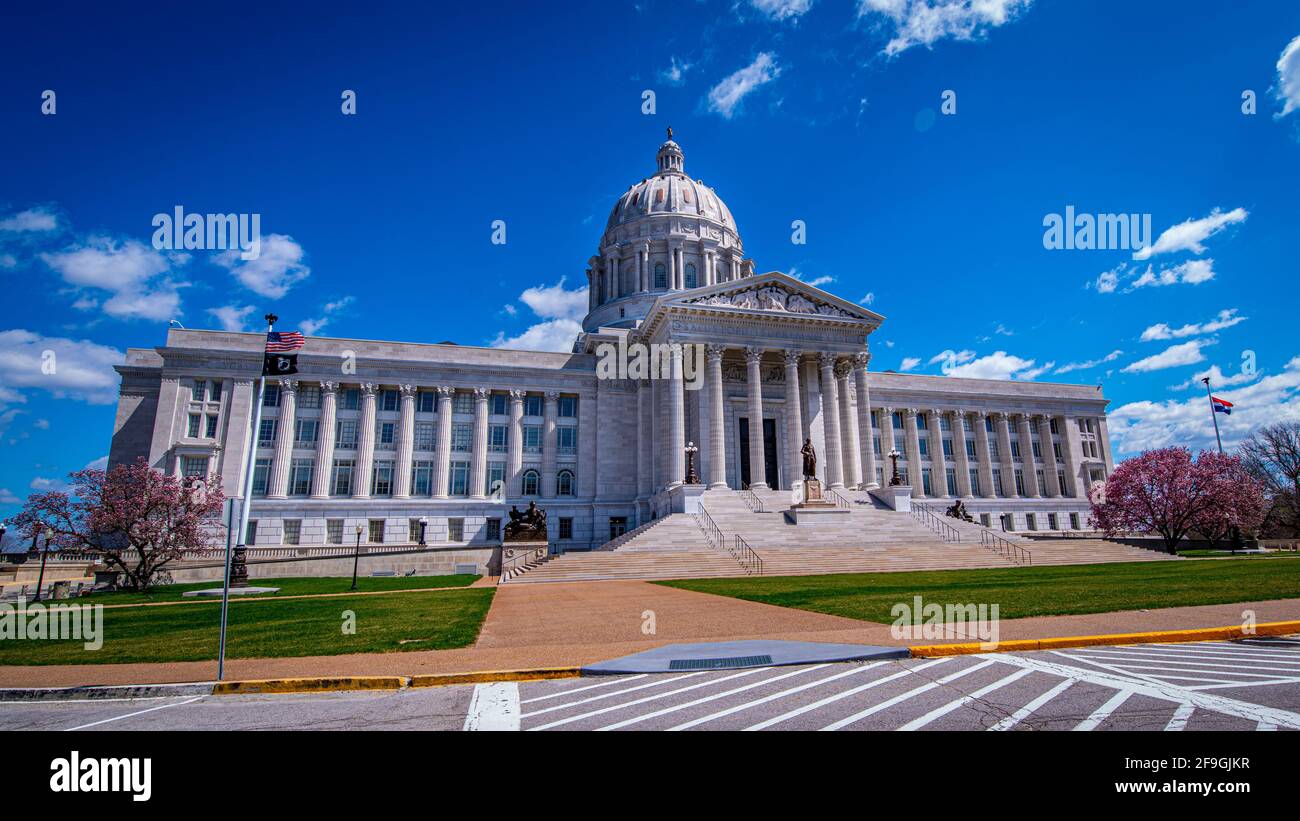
[1090,447,1266,554]
[15,458,225,591]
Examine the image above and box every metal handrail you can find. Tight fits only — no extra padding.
[732,535,764,575]
[981,530,1033,565]
[910,503,960,543]
[739,488,765,513]
[827,489,852,509]
[695,505,724,550]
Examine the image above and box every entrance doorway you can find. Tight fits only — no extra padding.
[739,417,779,489]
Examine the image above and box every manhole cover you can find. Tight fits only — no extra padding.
[668,655,773,670]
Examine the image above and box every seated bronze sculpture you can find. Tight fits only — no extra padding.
[944,499,975,523]
[504,500,548,542]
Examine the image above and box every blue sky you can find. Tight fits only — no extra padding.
[1,0,1299,519]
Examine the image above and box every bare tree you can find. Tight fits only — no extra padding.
[1238,421,1300,538]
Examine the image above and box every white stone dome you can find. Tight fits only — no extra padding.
[605,142,739,233]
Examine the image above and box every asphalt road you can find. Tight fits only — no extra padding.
[4,636,1298,732]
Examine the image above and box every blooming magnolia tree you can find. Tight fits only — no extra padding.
[15,457,225,591]
[1089,447,1266,554]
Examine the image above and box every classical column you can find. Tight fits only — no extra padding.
[834,361,861,488]
[952,410,973,498]
[783,350,804,491]
[432,386,453,498]
[1016,413,1041,498]
[353,383,377,499]
[392,384,416,499]
[310,381,339,498]
[926,409,947,497]
[880,406,897,476]
[852,352,878,489]
[1059,414,1082,498]
[972,411,996,499]
[541,390,559,497]
[707,345,728,488]
[818,353,844,489]
[507,389,524,497]
[1036,413,1058,498]
[640,244,650,292]
[744,347,769,490]
[1096,416,1115,474]
[668,344,685,487]
[902,408,924,496]
[470,387,490,499]
[994,411,1017,497]
[266,379,297,499]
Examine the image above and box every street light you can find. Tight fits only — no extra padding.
[684,441,700,485]
[351,524,364,591]
[888,449,902,486]
[33,526,53,602]
[418,516,428,546]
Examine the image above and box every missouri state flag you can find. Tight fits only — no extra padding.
[1211,396,1233,415]
[262,330,305,376]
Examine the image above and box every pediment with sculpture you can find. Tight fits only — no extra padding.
[680,282,858,318]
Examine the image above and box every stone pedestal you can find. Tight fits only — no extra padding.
[501,541,549,581]
[787,478,850,524]
[870,484,913,512]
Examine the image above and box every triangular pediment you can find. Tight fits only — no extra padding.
[665,272,883,324]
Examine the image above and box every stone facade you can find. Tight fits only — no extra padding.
[107,135,1115,550]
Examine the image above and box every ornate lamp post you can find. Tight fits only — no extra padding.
[33,526,53,602]
[0,522,7,563]
[888,449,902,486]
[418,516,428,546]
[684,441,700,485]
[351,524,364,591]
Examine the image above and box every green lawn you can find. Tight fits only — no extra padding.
[53,574,480,605]
[0,587,495,665]
[657,558,1300,623]
[1180,550,1300,558]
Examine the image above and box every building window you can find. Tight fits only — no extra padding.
[205,415,219,438]
[181,455,208,478]
[327,519,343,544]
[609,517,628,540]
[1032,441,1042,459]
[1048,512,1059,530]
[966,439,977,459]
[942,438,953,457]
[283,519,302,545]
[263,384,280,407]
[191,380,206,401]
[1036,469,1046,493]
[557,396,577,417]
[486,518,501,541]
[258,418,276,448]
[489,393,508,415]
[1026,513,1037,532]
[939,416,951,432]
[1014,469,1025,496]
[1070,512,1081,530]
[187,413,201,438]
[985,416,995,432]
[289,459,314,495]
[559,517,573,540]
[873,436,882,458]
[339,388,360,410]
[654,262,666,289]
[945,468,957,496]
[298,385,320,409]
[892,412,903,430]
[557,426,577,455]
[415,421,435,450]
[979,513,991,528]
[487,463,506,497]
[381,389,399,412]
[522,469,540,496]
[368,519,384,543]
[488,424,508,452]
[1050,418,1060,434]
[918,438,928,458]
[992,468,1003,497]
[412,461,433,496]
[969,469,981,496]
[209,380,223,401]
[246,520,258,545]
[451,423,472,451]
[1053,442,1063,460]
[963,416,973,432]
[917,414,927,431]
[372,461,394,496]
[376,421,396,449]
[1004,515,1016,532]
[989,441,1000,460]
[524,394,543,416]
[447,518,464,542]
[331,459,354,496]
[523,425,542,453]
[252,458,271,497]
[684,262,697,288]
[418,390,437,413]
[295,418,318,446]
[1058,470,1069,496]
[556,469,575,496]
[450,461,469,496]
[921,468,933,497]
[408,518,422,543]
[336,419,357,449]
[1010,440,1021,459]
[453,392,474,414]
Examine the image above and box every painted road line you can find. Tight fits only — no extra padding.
[1164,702,1195,731]
[986,678,1077,731]
[1062,653,1300,677]
[1057,650,1300,688]
[1051,650,1270,688]
[62,696,205,731]
[594,665,831,732]
[1067,649,1300,672]
[521,675,648,704]
[527,669,763,731]
[898,668,1035,731]
[990,653,1300,729]
[463,682,520,731]
[666,662,891,732]
[743,658,967,732]
[523,673,700,717]
[1257,722,1277,731]
[1138,642,1300,659]
[1073,689,1134,731]
[819,661,1003,732]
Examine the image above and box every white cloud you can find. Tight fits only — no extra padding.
[1139,308,1246,342]
[751,0,814,21]
[492,278,589,353]
[491,319,583,353]
[1055,349,1122,375]
[207,304,256,332]
[1097,259,1217,294]
[928,349,975,369]
[33,418,49,429]
[941,350,1044,381]
[215,233,309,299]
[0,207,59,233]
[1273,34,1300,118]
[518,277,587,322]
[41,236,186,321]
[1131,207,1247,261]
[858,0,1033,57]
[1109,356,1300,456]
[84,455,109,472]
[1170,363,1261,392]
[1121,338,1215,374]
[707,53,782,119]
[859,292,875,305]
[899,356,922,371]
[0,488,20,505]
[659,56,692,86]
[0,329,123,404]
[299,296,355,336]
[1094,267,1119,294]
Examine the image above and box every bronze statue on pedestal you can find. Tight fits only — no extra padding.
[504,501,548,542]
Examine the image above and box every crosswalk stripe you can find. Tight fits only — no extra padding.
[1066,650,1300,673]
[666,662,892,731]
[897,668,1034,731]
[1164,702,1195,731]
[1136,644,1300,661]
[1063,655,1300,678]
[521,675,648,704]
[987,678,1076,731]
[1073,689,1133,731]
[463,683,520,732]
[819,661,1002,732]
[1257,721,1277,731]
[743,658,967,732]
[527,669,762,731]
[594,665,831,731]
[522,672,700,717]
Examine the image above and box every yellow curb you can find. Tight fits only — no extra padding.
[212,675,409,695]
[410,667,582,688]
[909,619,1300,658]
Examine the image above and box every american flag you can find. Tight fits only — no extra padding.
[265,331,305,353]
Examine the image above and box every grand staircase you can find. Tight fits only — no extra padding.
[502,488,1182,584]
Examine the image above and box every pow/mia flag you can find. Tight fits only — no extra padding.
[263,331,304,376]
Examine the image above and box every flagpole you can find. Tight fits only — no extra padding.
[235,314,277,568]
[1201,376,1224,454]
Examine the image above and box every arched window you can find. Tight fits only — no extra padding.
[684,263,697,288]
[522,469,540,496]
[654,262,667,289]
[556,469,575,497]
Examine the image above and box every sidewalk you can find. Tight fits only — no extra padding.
[1,580,1297,688]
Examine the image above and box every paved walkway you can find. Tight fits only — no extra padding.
[1,580,1298,688]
